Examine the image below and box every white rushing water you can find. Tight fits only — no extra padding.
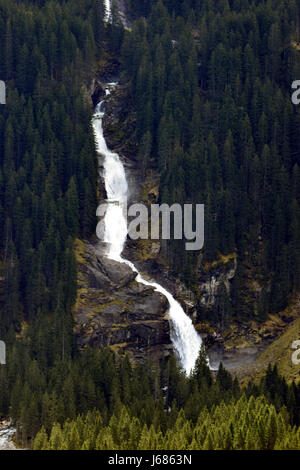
[92,100,203,375]
[104,0,111,22]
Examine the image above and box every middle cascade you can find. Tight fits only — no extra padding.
[92,100,204,375]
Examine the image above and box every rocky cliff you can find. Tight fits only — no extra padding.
[73,239,173,361]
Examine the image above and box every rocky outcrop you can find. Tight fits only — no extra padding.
[73,240,173,361]
[197,256,237,308]
[103,87,138,158]
[0,421,16,450]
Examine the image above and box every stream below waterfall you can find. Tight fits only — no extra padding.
[0,422,17,450]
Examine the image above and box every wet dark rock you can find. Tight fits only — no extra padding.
[74,241,172,362]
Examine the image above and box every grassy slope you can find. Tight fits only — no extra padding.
[237,308,300,385]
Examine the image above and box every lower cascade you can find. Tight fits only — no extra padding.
[92,100,203,375]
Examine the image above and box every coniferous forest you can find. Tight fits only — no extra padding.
[0,0,300,451]
[123,0,300,321]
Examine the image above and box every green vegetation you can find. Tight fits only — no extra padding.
[32,353,300,450]
[0,0,103,335]
[122,0,300,323]
[34,396,300,450]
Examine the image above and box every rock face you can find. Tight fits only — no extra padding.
[197,257,237,308]
[74,240,173,361]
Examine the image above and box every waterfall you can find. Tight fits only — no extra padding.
[104,0,111,22]
[92,100,204,375]
[0,423,16,450]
